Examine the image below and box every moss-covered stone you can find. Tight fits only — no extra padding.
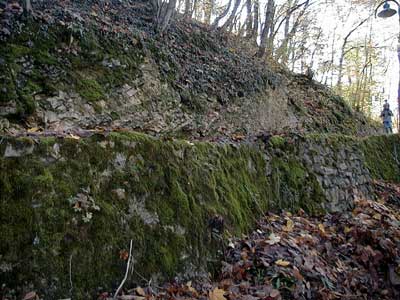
[2,129,399,298]
[0,132,270,298]
[267,137,325,214]
[0,19,144,119]
[361,134,400,182]
[76,78,105,102]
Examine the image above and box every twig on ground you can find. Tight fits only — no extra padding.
[69,253,73,298]
[113,240,133,300]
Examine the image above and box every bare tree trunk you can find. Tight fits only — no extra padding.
[279,4,292,64]
[24,0,33,15]
[184,0,192,19]
[266,4,276,57]
[309,28,322,69]
[160,0,177,32]
[251,0,259,43]
[220,0,242,31]
[203,0,215,24]
[212,0,232,28]
[257,0,275,58]
[329,27,337,87]
[337,16,370,92]
[244,0,253,37]
[150,0,161,23]
[229,0,246,33]
[275,0,311,64]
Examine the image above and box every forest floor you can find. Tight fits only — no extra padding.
[58,180,399,300]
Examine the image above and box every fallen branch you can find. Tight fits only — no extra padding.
[69,253,73,297]
[113,240,133,300]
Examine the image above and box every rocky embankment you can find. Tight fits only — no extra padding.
[0,1,379,138]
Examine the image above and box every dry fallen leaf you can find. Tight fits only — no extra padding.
[270,289,280,298]
[135,287,146,297]
[22,291,37,300]
[119,296,144,300]
[266,232,281,245]
[373,213,381,220]
[67,134,81,140]
[27,127,40,133]
[275,259,290,267]
[318,223,326,234]
[293,266,304,281]
[283,219,294,232]
[186,281,198,294]
[209,287,226,300]
[267,214,280,222]
[119,249,129,261]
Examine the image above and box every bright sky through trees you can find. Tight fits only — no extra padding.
[209,0,400,123]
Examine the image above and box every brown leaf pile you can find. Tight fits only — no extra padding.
[107,189,400,300]
[220,198,400,300]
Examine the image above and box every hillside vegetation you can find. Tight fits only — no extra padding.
[0,1,378,137]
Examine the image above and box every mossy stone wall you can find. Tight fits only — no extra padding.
[361,134,400,182]
[0,132,270,299]
[264,134,400,212]
[1,132,399,298]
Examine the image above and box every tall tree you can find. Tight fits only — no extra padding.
[203,0,215,24]
[257,0,275,58]
[152,0,178,32]
[212,0,232,28]
[337,15,371,92]
[220,0,242,31]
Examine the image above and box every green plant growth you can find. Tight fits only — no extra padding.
[0,19,144,118]
[361,134,400,182]
[0,133,270,298]
[269,156,325,214]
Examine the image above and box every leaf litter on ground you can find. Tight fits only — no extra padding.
[104,180,400,300]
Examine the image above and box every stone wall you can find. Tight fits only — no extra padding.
[0,132,270,299]
[301,139,372,212]
[264,134,400,212]
[1,132,399,298]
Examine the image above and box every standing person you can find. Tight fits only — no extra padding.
[380,100,394,134]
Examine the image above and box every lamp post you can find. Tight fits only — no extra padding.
[376,0,400,132]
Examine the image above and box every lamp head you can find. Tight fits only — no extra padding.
[378,2,397,18]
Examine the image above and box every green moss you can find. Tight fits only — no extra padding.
[8,44,31,58]
[33,50,59,65]
[0,133,271,298]
[6,133,398,299]
[0,19,144,119]
[76,78,105,102]
[361,134,400,182]
[269,136,286,148]
[269,156,325,214]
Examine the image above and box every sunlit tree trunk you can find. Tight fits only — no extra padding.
[220,0,242,31]
[24,0,33,15]
[257,0,275,57]
[337,16,370,92]
[212,0,232,28]
[184,0,192,19]
[251,0,259,43]
[203,0,214,24]
[244,0,253,37]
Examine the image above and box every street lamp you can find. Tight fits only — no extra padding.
[376,0,400,132]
